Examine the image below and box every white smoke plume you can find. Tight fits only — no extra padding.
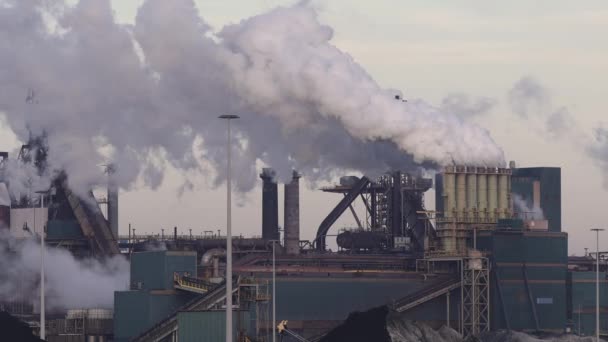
[440,93,497,119]
[588,127,608,188]
[0,230,129,311]
[0,0,505,196]
[512,194,544,220]
[507,76,583,140]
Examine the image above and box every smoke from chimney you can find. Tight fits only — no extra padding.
[0,0,504,197]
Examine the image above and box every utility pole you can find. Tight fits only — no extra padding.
[591,228,604,342]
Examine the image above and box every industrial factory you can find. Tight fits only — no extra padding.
[0,143,606,342]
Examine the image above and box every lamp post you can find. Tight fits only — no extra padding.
[269,240,280,342]
[219,114,239,342]
[35,190,48,340]
[592,228,604,342]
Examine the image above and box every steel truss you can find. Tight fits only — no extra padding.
[461,257,490,338]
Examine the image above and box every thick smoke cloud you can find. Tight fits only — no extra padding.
[0,231,129,311]
[0,0,505,195]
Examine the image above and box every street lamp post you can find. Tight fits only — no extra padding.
[592,228,604,342]
[269,240,280,342]
[219,114,239,342]
[34,190,48,340]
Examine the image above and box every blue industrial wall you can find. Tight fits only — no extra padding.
[130,250,197,290]
[570,271,608,336]
[512,167,561,232]
[114,251,199,341]
[177,311,252,342]
[478,229,568,332]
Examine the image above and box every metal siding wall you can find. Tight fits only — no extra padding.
[486,231,568,331]
[113,291,149,342]
[270,278,437,321]
[130,251,197,290]
[163,253,197,289]
[47,220,83,239]
[177,311,251,342]
[512,168,561,232]
[131,252,166,290]
[571,272,608,335]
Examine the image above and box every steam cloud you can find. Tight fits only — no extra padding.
[0,0,504,196]
[512,194,544,220]
[0,231,129,311]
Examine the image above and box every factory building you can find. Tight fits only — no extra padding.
[2,142,606,341]
[511,167,562,232]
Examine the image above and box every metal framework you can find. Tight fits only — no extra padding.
[461,257,490,338]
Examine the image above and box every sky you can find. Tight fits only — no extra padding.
[1,0,607,254]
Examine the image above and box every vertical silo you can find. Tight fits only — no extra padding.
[466,170,478,220]
[456,172,467,220]
[477,169,488,220]
[498,170,509,219]
[487,170,498,221]
[444,168,456,218]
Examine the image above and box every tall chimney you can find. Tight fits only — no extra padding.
[260,168,279,241]
[284,171,301,255]
[107,164,119,239]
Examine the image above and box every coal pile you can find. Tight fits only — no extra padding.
[320,306,391,342]
[0,311,44,342]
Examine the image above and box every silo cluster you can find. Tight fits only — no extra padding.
[441,166,512,222]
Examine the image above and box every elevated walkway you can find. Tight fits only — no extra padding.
[393,277,460,312]
[173,272,215,295]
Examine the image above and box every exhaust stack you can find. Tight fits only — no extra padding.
[284,171,301,255]
[260,168,279,241]
[107,165,119,239]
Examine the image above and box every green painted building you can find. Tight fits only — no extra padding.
[114,251,198,342]
[511,167,561,232]
[478,229,568,332]
[569,271,608,336]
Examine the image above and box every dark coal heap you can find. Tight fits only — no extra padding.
[0,311,44,342]
[320,306,391,342]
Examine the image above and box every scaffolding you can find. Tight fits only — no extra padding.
[461,255,490,338]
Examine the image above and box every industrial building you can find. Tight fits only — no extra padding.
[1,141,608,341]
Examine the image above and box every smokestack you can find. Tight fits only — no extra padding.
[107,164,119,239]
[284,171,300,255]
[0,182,9,229]
[260,168,279,241]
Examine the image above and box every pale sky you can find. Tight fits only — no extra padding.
[1,0,607,254]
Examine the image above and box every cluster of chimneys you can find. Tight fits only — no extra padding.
[260,169,300,255]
